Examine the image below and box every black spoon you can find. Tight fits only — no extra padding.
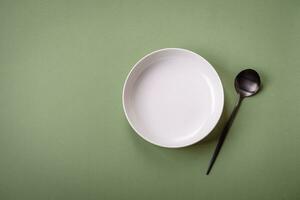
[206,69,261,175]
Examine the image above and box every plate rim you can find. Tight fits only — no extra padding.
[122,48,224,148]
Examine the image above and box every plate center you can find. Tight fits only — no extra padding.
[131,57,214,142]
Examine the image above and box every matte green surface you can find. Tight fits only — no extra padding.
[0,0,299,199]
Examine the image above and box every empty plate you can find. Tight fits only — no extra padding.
[122,48,224,148]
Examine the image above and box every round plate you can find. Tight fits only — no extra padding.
[122,48,224,148]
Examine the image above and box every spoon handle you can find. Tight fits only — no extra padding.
[206,96,243,175]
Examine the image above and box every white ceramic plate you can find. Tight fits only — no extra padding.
[122,48,224,148]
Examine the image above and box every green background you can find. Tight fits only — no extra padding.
[0,0,299,199]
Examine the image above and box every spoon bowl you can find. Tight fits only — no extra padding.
[235,69,261,97]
